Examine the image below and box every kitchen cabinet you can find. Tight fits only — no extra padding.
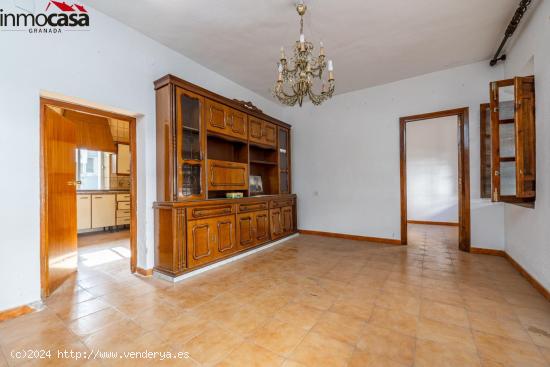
[91,194,116,228]
[77,194,91,230]
[117,143,130,175]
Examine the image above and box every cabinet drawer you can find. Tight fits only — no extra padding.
[207,159,248,191]
[187,204,235,220]
[118,201,131,210]
[117,209,131,218]
[116,193,130,202]
[116,217,131,225]
[238,201,268,213]
[270,198,295,208]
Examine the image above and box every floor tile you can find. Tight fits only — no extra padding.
[468,311,532,343]
[369,306,418,337]
[420,300,470,328]
[274,303,323,330]
[348,350,409,367]
[356,324,415,366]
[251,318,308,356]
[415,339,481,367]
[311,311,365,346]
[289,332,354,367]
[417,317,476,351]
[473,330,547,367]
[182,325,244,366]
[215,342,284,367]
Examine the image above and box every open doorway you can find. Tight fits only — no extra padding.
[40,98,137,298]
[400,108,471,252]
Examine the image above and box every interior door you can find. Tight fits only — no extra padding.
[42,106,78,297]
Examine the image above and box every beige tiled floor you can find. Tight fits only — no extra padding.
[1,225,550,366]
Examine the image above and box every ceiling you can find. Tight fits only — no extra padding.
[86,0,519,100]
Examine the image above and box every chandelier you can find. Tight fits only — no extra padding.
[273,1,335,107]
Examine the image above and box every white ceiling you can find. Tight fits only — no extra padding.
[86,0,519,100]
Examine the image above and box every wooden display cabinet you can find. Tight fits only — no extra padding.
[154,74,297,277]
[488,76,536,206]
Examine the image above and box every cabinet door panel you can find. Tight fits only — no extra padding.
[270,208,283,239]
[176,87,206,200]
[206,99,227,132]
[217,217,236,254]
[228,109,247,140]
[249,117,263,144]
[263,122,277,147]
[187,220,214,268]
[91,194,116,228]
[237,213,255,248]
[255,210,270,243]
[77,195,91,230]
[117,143,131,175]
[281,206,293,234]
[208,159,249,191]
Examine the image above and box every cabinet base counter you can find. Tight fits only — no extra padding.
[154,194,297,277]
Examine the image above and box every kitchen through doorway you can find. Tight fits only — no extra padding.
[40,98,138,298]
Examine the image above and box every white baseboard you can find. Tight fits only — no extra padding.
[154,233,299,283]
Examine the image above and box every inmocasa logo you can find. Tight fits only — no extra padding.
[0,1,90,34]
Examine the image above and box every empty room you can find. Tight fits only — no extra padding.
[0,0,549,366]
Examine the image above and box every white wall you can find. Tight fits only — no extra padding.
[406,116,458,223]
[502,0,550,291]
[286,61,505,249]
[0,1,284,311]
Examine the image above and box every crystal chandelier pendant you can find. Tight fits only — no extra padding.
[273,1,335,107]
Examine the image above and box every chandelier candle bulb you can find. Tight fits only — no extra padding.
[280,46,285,60]
[328,60,333,71]
[320,41,325,56]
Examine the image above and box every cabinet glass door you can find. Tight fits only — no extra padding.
[278,128,290,194]
[177,88,205,199]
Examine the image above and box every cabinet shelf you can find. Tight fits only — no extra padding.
[500,156,516,162]
[183,126,200,133]
[250,160,277,166]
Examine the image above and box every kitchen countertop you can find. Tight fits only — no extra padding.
[77,190,130,194]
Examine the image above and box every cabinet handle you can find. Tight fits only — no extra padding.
[94,196,103,199]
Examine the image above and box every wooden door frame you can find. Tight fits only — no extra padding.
[399,107,471,252]
[40,98,138,297]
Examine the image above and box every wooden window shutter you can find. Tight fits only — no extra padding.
[514,75,536,198]
[479,103,491,199]
[489,80,502,202]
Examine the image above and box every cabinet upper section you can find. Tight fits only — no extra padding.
[155,74,292,202]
